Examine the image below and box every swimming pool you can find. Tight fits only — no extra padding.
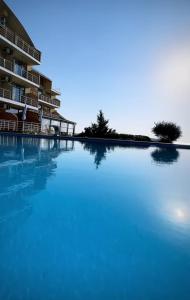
[0,136,189,300]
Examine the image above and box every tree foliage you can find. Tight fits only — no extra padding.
[152,122,182,143]
[82,110,116,138]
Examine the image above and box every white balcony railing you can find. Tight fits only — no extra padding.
[0,87,11,99]
[0,56,40,85]
[21,95,38,107]
[0,119,17,131]
[0,88,38,108]
[0,119,40,133]
[43,111,61,120]
[0,24,41,62]
[39,94,60,107]
[17,121,40,133]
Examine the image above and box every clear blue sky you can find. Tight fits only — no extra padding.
[6,0,190,142]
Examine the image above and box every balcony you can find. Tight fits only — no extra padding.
[21,95,38,107]
[0,87,11,99]
[43,111,61,120]
[0,56,40,86]
[0,87,38,108]
[0,24,41,63]
[39,94,60,107]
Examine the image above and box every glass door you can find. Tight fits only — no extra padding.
[12,85,24,102]
[14,60,26,77]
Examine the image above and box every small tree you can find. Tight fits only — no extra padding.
[152,122,182,143]
[83,110,116,138]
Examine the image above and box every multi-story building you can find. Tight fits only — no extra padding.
[0,0,76,135]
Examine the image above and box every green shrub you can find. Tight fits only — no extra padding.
[152,122,182,143]
[133,135,151,142]
[77,110,152,142]
[118,134,134,140]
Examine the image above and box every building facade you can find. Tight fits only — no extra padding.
[0,0,76,135]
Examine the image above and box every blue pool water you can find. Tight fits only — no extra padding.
[0,136,190,300]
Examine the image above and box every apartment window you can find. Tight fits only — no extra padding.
[12,85,24,102]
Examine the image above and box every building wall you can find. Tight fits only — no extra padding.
[0,0,75,133]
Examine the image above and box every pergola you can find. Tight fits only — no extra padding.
[42,111,76,136]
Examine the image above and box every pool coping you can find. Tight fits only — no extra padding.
[0,132,190,149]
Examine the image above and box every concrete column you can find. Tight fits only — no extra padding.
[66,123,69,135]
[72,124,76,136]
[49,119,52,133]
[40,109,43,133]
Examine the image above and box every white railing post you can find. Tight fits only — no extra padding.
[0,119,40,133]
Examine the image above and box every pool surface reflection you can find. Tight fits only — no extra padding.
[0,136,190,300]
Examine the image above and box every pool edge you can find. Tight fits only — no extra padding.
[0,132,189,150]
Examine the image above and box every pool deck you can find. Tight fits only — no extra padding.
[0,132,190,149]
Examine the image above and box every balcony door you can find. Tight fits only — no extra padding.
[12,84,24,102]
[14,60,26,77]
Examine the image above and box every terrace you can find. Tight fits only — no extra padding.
[0,87,38,108]
[0,56,40,86]
[0,119,40,134]
[39,94,60,108]
[0,24,41,63]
